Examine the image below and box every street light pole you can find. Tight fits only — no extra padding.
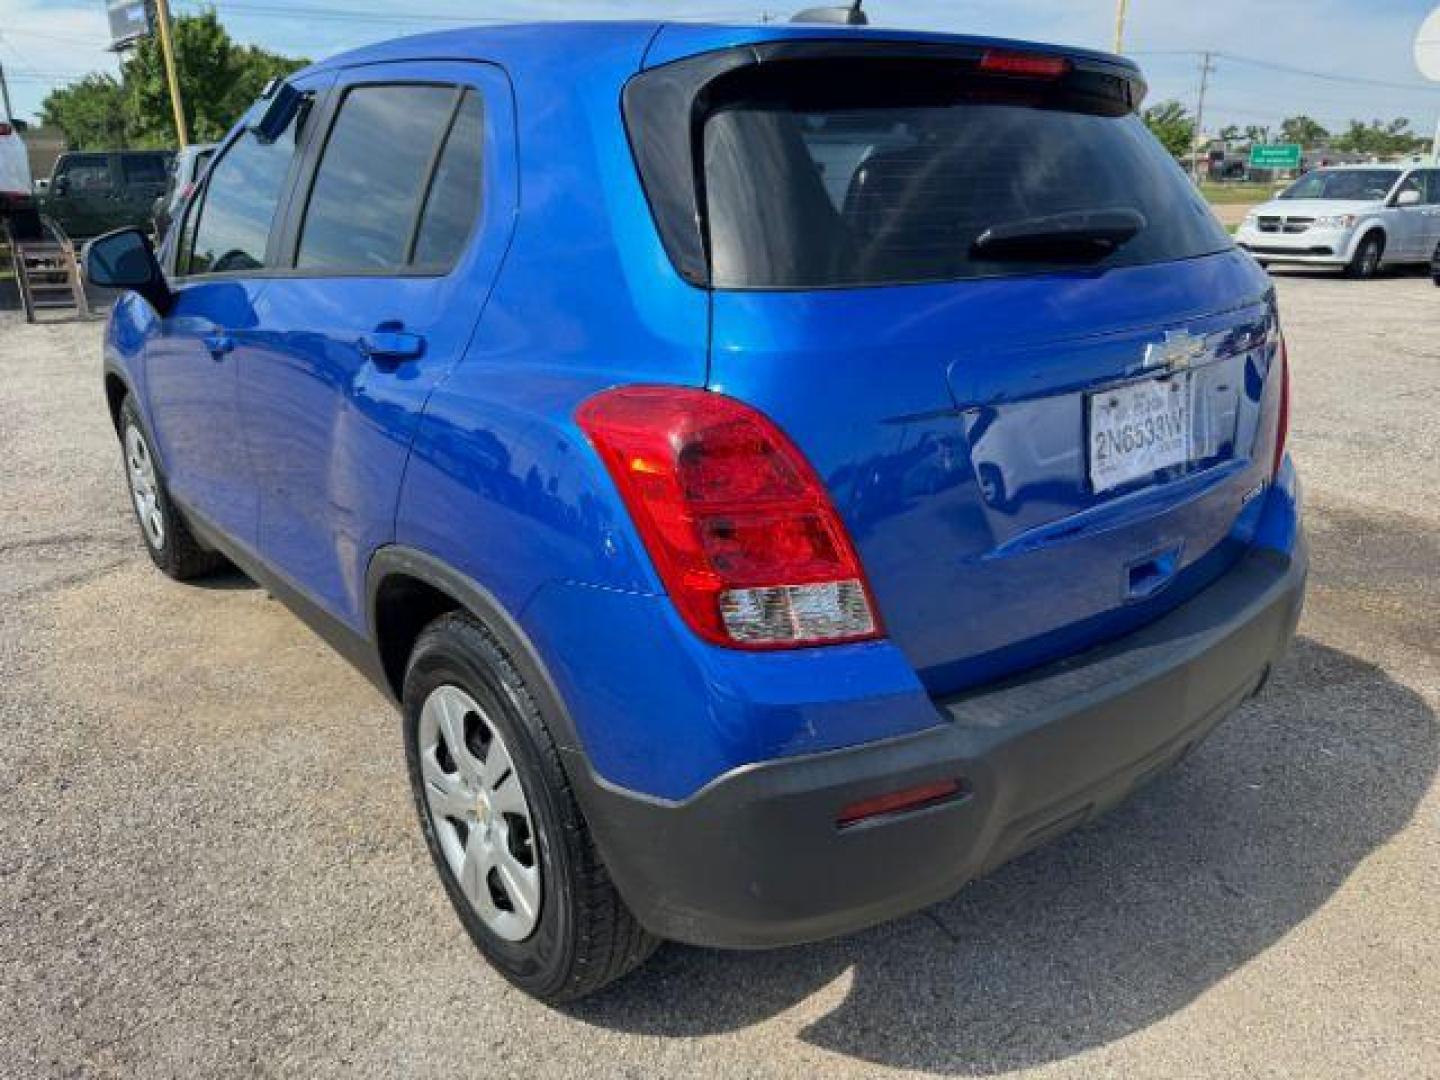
[152,0,189,148]
[1114,0,1130,54]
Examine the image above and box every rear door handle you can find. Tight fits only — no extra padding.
[202,332,235,359]
[358,329,426,364]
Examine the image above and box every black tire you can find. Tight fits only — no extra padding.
[403,612,658,1003]
[1430,242,1439,286]
[117,396,228,581]
[1345,232,1384,279]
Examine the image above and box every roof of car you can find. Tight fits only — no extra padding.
[311,20,1130,78]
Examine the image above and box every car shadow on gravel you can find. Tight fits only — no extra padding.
[567,636,1436,1075]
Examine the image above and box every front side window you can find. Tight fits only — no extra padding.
[183,103,303,276]
[296,84,475,273]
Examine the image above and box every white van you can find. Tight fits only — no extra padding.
[0,117,35,214]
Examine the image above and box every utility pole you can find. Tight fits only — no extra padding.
[1192,51,1215,182]
[0,59,14,123]
[153,0,189,148]
[1113,0,1129,54]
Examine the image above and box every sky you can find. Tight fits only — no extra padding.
[2,0,1439,139]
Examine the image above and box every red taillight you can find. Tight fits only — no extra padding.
[978,50,1072,79]
[576,386,882,649]
[837,779,964,829]
[0,123,12,138]
[1273,336,1290,478]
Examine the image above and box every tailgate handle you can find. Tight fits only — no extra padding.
[1126,545,1183,601]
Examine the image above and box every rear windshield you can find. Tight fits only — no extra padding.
[702,60,1230,289]
[1279,169,1399,202]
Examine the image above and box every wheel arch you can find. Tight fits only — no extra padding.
[365,547,584,755]
[103,365,133,435]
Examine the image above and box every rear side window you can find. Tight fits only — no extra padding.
[412,92,485,271]
[183,105,304,276]
[57,155,111,192]
[702,59,1231,288]
[297,84,481,273]
[121,154,168,185]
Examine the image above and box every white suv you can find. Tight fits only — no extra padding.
[0,116,34,215]
[1236,164,1440,278]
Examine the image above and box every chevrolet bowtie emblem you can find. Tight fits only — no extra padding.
[1144,329,1206,373]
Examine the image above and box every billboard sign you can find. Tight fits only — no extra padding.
[107,0,151,51]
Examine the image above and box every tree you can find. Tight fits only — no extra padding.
[39,9,306,150]
[39,74,128,149]
[1143,100,1195,160]
[1278,115,1329,148]
[1218,124,1243,143]
[1333,118,1427,157]
[1243,124,1272,145]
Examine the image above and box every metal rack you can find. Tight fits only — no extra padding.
[3,213,90,323]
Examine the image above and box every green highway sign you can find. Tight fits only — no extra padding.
[1249,144,1303,170]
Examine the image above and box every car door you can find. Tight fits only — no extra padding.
[1418,169,1440,258]
[117,152,170,231]
[142,77,328,547]
[239,62,515,630]
[47,153,114,238]
[1388,171,1428,260]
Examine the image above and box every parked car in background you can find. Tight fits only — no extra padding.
[87,21,1305,1004]
[1236,164,1440,278]
[151,143,217,241]
[0,117,34,216]
[43,149,174,239]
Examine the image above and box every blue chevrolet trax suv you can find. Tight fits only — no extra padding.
[86,21,1306,1002]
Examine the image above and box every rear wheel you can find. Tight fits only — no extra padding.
[1430,242,1439,286]
[118,397,227,581]
[1346,232,1384,279]
[403,612,658,1003]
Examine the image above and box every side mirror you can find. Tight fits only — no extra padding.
[51,176,69,197]
[1395,189,1423,207]
[84,227,172,314]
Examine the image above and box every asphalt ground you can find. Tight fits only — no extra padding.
[1,267,1436,1078]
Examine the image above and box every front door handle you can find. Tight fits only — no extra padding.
[358,328,426,364]
[203,332,235,359]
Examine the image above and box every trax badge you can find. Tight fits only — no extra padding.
[1144,329,1206,373]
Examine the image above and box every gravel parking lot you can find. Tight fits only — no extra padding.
[1,270,1436,1079]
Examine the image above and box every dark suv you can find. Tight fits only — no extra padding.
[86,22,1305,1003]
[43,149,173,239]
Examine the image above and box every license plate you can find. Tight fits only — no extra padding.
[1088,374,1192,493]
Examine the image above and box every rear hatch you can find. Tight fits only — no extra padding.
[628,37,1283,696]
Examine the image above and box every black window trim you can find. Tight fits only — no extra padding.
[281,78,482,281]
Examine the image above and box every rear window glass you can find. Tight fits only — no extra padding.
[702,61,1231,289]
[1280,170,1399,202]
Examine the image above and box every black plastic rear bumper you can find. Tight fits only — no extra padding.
[579,540,1307,949]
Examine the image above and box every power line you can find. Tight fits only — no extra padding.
[1132,48,1440,94]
